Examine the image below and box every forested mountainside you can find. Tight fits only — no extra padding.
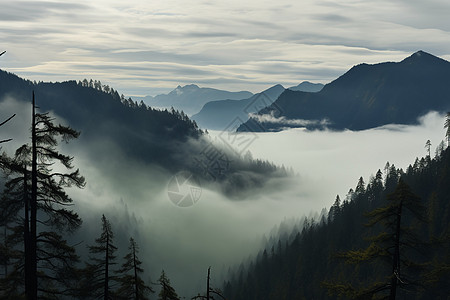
[0,70,287,196]
[224,144,450,299]
[0,70,203,164]
[238,51,450,132]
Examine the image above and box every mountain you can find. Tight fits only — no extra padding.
[288,81,324,93]
[0,70,203,169]
[224,147,450,299]
[238,51,450,132]
[0,70,286,196]
[191,84,285,131]
[134,84,253,116]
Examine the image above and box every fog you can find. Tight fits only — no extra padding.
[242,112,447,210]
[1,96,447,297]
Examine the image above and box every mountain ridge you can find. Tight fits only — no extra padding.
[0,69,287,197]
[134,84,253,116]
[237,51,450,132]
[191,84,285,131]
[288,81,324,93]
[192,82,323,131]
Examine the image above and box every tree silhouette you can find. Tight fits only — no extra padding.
[192,267,226,300]
[0,92,85,299]
[158,270,180,300]
[0,162,26,298]
[0,50,12,143]
[325,179,429,299]
[82,214,118,300]
[425,140,431,157]
[0,114,15,144]
[116,237,154,299]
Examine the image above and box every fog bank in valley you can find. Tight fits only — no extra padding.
[1,96,447,297]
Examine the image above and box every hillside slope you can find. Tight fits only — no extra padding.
[238,51,450,132]
[0,70,286,196]
[224,146,450,299]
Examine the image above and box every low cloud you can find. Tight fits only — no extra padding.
[249,112,331,128]
[69,110,447,297]
[2,96,448,297]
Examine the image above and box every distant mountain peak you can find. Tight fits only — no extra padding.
[288,81,324,93]
[139,84,252,116]
[182,84,200,89]
[172,84,200,95]
[174,84,200,90]
[401,50,448,65]
[237,51,450,132]
[264,84,285,93]
[414,50,427,56]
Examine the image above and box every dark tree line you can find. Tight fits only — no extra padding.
[0,94,156,299]
[324,179,430,299]
[224,143,450,299]
[0,76,214,299]
[0,69,290,199]
[78,215,154,300]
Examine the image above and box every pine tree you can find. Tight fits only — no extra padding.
[325,179,429,299]
[445,112,450,146]
[0,93,85,299]
[116,237,154,299]
[158,270,180,300]
[0,147,29,298]
[355,177,366,195]
[328,195,341,223]
[82,214,118,300]
[425,140,431,157]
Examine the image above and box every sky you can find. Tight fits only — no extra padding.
[1,0,450,96]
[2,0,450,297]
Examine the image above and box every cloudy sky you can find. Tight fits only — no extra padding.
[1,0,450,96]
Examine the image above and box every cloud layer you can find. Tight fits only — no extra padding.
[2,95,448,297]
[1,0,450,96]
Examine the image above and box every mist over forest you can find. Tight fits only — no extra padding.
[2,4,450,294]
[2,90,447,297]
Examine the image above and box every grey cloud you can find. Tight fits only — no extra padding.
[185,31,238,38]
[0,1,89,21]
[313,13,353,23]
[2,0,450,97]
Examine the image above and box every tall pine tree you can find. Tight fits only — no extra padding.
[116,237,154,299]
[325,179,429,299]
[158,270,180,300]
[0,93,85,299]
[82,214,118,300]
